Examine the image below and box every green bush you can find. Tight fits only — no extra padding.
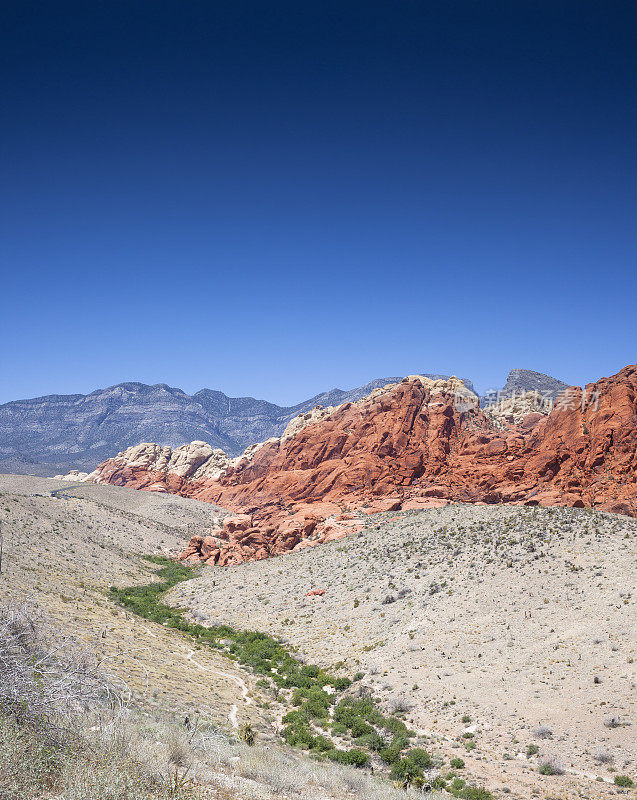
[390,758,424,786]
[614,775,634,788]
[330,722,347,736]
[450,757,465,769]
[350,718,373,738]
[454,787,495,800]
[406,748,432,769]
[282,723,315,749]
[327,748,370,767]
[380,746,401,765]
[382,715,415,738]
[311,735,335,753]
[355,731,386,752]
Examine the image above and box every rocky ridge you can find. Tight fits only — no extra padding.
[1,370,563,475]
[82,365,637,565]
[0,374,475,475]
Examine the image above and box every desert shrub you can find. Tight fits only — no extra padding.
[382,715,415,738]
[614,775,634,788]
[282,723,315,749]
[0,604,197,800]
[331,722,347,736]
[390,757,424,787]
[532,724,553,739]
[526,744,539,757]
[450,757,465,769]
[0,603,119,728]
[311,734,335,753]
[592,747,613,764]
[350,718,373,738]
[0,714,58,799]
[389,696,413,714]
[538,756,565,775]
[380,746,402,765]
[282,709,309,726]
[327,748,370,767]
[405,748,433,769]
[239,722,255,746]
[355,730,386,751]
[454,787,495,800]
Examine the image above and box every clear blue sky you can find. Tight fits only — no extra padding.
[1,1,635,405]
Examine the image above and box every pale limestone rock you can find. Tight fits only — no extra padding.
[166,441,215,477]
[484,390,553,427]
[52,470,90,482]
[281,405,336,441]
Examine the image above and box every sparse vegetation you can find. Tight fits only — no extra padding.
[111,557,427,775]
[538,756,565,776]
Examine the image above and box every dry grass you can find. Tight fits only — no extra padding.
[0,475,260,730]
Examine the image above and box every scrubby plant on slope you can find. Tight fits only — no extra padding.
[110,556,499,796]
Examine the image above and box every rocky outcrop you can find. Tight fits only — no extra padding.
[86,365,637,564]
[53,469,90,482]
[483,391,553,427]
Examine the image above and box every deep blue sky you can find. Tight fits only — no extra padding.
[1,1,635,405]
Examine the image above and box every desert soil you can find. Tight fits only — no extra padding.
[0,474,261,734]
[169,502,637,799]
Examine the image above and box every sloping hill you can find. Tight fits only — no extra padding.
[169,501,637,800]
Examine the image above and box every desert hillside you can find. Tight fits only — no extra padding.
[0,474,254,729]
[169,502,637,799]
[0,475,457,800]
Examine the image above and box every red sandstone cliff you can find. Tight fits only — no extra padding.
[85,366,637,564]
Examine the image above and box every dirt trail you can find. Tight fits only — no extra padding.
[185,648,252,729]
[140,624,251,728]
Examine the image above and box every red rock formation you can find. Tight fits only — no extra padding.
[88,366,637,564]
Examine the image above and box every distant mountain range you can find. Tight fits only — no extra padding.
[0,370,567,476]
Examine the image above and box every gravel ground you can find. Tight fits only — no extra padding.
[170,502,637,799]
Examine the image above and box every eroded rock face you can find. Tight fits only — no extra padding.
[483,391,553,427]
[87,366,637,564]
